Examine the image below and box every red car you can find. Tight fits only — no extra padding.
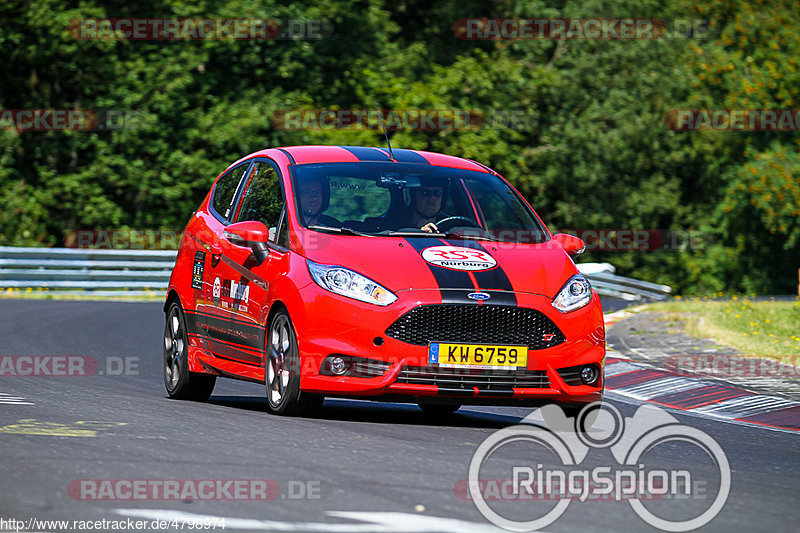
[163,145,604,416]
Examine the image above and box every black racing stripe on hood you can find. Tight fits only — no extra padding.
[437,289,518,306]
[446,239,517,305]
[404,238,477,298]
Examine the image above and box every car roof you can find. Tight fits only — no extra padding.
[231,145,493,173]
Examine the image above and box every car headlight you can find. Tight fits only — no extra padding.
[307,260,397,306]
[552,274,592,313]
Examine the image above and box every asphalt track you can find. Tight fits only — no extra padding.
[0,300,798,532]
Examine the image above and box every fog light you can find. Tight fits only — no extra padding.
[580,365,599,385]
[329,356,347,375]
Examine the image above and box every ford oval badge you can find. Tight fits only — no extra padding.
[467,292,491,301]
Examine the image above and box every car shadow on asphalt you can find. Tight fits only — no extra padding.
[207,395,523,429]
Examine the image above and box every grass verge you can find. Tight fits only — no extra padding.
[643,297,800,363]
[0,288,163,302]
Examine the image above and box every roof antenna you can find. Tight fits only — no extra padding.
[372,99,396,161]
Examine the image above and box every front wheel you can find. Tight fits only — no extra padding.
[265,309,323,416]
[163,302,216,401]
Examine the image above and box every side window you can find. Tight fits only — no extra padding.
[235,161,284,239]
[467,179,534,231]
[212,164,249,220]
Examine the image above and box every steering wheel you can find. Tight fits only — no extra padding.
[433,216,480,232]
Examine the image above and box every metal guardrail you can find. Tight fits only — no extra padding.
[577,262,672,301]
[0,248,671,301]
[0,246,176,296]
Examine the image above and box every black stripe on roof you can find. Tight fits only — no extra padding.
[339,146,393,161]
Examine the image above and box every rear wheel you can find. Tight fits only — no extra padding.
[265,309,323,416]
[163,302,216,401]
[418,403,461,417]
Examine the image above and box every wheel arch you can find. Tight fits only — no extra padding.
[164,288,182,313]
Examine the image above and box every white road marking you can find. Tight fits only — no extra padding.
[115,509,513,532]
[614,376,708,400]
[603,361,641,376]
[0,393,33,405]
[604,352,799,429]
[693,395,799,419]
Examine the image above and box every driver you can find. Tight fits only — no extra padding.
[407,181,447,233]
[298,176,339,227]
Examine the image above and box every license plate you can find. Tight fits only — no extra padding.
[428,342,528,369]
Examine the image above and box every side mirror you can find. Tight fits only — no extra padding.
[223,221,273,264]
[552,233,586,257]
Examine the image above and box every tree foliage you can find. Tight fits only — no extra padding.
[0,0,797,294]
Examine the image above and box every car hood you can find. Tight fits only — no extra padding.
[298,233,578,298]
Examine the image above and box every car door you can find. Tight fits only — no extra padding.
[206,159,288,378]
[188,161,252,364]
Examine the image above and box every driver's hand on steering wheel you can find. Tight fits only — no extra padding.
[421,222,439,233]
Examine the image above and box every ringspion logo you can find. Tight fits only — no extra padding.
[466,403,730,531]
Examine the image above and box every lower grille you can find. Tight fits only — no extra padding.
[557,365,584,386]
[396,366,550,393]
[352,359,391,378]
[385,305,566,349]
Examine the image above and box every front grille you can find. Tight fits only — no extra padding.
[397,366,550,393]
[385,305,566,349]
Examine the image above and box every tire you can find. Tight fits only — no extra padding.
[265,309,323,416]
[163,302,216,401]
[418,403,461,417]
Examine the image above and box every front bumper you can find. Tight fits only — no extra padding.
[295,286,605,406]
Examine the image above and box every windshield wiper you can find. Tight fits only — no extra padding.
[307,225,373,237]
[383,230,503,241]
[384,230,447,237]
[445,232,505,242]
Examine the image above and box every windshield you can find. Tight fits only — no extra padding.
[289,162,548,243]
